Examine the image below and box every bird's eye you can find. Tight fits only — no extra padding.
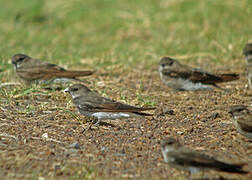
[72,88,78,91]
[167,61,174,66]
[237,108,246,112]
[17,56,25,62]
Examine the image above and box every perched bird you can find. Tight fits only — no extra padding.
[12,54,94,84]
[158,57,239,91]
[161,138,248,174]
[243,43,252,89]
[64,84,155,126]
[228,105,252,140]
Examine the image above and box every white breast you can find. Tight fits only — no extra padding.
[182,80,212,91]
[92,112,131,120]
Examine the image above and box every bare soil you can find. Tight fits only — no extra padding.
[0,64,252,179]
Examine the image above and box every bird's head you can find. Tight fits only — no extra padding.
[160,138,182,163]
[64,84,92,98]
[228,105,250,118]
[11,54,31,69]
[161,137,181,153]
[158,57,178,73]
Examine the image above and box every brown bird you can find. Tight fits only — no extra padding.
[12,54,94,84]
[229,105,252,140]
[161,138,248,174]
[158,57,239,91]
[64,84,155,126]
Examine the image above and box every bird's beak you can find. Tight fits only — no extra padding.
[11,61,17,69]
[64,88,69,93]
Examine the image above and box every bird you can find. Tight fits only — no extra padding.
[228,105,252,140]
[161,138,248,174]
[158,57,239,91]
[64,84,155,127]
[11,54,94,84]
[243,43,252,89]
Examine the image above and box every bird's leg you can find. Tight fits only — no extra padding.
[92,117,101,126]
[83,116,100,133]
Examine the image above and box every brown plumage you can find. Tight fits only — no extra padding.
[229,105,252,139]
[64,84,155,126]
[158,57,239,91]
[214,74,240,83]
[12,54,94,83]
[161,138,248,174]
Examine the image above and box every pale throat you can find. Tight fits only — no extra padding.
[72,93,81,99]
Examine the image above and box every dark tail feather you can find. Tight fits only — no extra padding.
[133,107,155,116]
[138,107,156,111]
[218,73,239,82]
[133,111,153,116]
[218,163,248,174]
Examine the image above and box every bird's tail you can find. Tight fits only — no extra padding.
[217,73,239,82]
[218,163,249,174]
[132,107,156,116]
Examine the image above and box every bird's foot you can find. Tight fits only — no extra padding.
[82,117,100,133]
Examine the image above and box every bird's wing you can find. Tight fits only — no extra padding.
[17,65,93,80]
[169,150,246,173]
[21,58,67,71]
[42,63,66,71]
[163,67,222,84]
[31,60,66,72]
[168,150,221,169]
[74,95,154,113]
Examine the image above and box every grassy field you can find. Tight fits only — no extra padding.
[0,0,252,179]
[0,0,251,69]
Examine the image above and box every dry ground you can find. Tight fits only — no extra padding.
[0,62,252,180]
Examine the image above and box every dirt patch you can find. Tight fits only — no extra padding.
[0,65,251,179]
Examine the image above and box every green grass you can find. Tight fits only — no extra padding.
[0,0,251,71]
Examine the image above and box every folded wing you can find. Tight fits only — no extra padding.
[74,95,154,115]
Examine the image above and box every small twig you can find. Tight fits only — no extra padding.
[31,133,66,145]
[0,82,22,88]
[0,133,18,140]
[0,123,13,127]
[44,138,66,144]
